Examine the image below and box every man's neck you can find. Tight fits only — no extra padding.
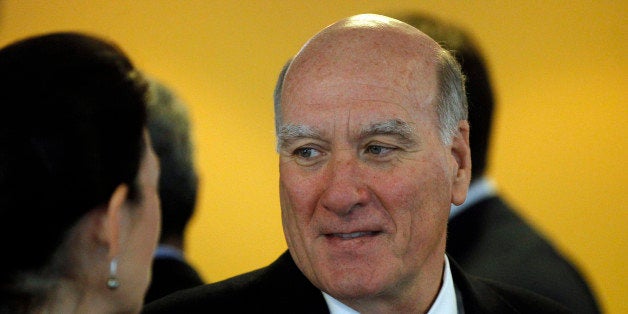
[322,255,459,314]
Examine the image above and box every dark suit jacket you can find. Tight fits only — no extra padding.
[143,250,570,313]
[144,257,205,304]
[447,195,601,313]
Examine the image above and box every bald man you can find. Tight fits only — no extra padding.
[143,14,569,314]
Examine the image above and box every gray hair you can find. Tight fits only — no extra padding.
[273,58,291,147]
[436,48,468,145]
[273,49,467,147]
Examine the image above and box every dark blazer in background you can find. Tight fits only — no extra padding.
[144,257,205,304]
[142,250,570,314]
[447,195,600,314]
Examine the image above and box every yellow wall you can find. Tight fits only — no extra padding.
[1,1,625,312]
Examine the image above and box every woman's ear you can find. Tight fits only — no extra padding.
[101,184,129,260]
[450,120,472,206]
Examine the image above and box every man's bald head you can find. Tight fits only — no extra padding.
[275,14,467,146]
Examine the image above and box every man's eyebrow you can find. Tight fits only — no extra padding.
[360,119,417,145]
[276,124,321,151]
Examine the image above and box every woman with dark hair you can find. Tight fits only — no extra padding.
[0,31,161,313]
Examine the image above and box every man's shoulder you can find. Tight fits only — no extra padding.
[142,251,329,314]
[450,257,572,313]
[473,276,573,313]
[142,266,265,312]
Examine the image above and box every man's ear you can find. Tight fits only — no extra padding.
[101,184,129,260]
[450,120,471,206]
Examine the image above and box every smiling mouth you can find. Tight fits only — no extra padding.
[327,231,380,239]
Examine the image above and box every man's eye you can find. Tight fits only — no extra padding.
[294,147,320,158]
[366,145,393,155]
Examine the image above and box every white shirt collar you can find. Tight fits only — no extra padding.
[322,255,459,314]
[427,255,459,314]
[322,293,359,314]
[449,176,496,219]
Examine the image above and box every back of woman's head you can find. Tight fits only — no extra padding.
[0,32,147,299]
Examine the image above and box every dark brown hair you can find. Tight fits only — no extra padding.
[0,32,148,303]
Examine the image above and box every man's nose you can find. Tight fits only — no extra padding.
[319,155,370,217]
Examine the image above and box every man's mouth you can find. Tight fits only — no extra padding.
[327,231,380,239]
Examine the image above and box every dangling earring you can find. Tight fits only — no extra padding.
[107,258,120,290]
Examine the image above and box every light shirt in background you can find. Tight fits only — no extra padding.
[450,176,496,219]
[154,244,185,262]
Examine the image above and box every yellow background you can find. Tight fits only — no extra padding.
[1,1,625,313]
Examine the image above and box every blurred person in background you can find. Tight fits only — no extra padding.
[391,11,601,313]
[144,76,205,303]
